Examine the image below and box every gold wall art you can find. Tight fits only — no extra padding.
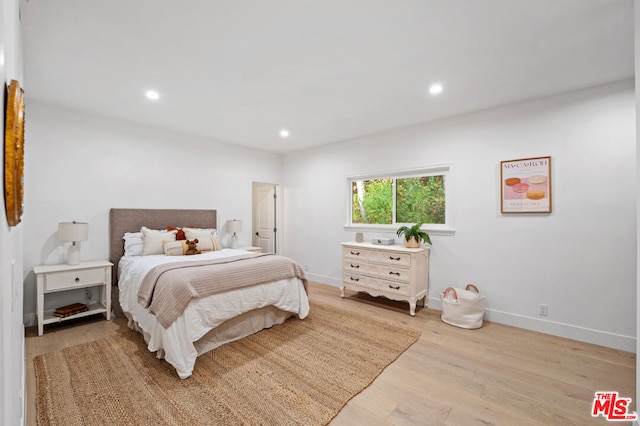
[4,79,25,226]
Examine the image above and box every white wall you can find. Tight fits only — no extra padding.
[1,0,24,424]
[22,101,283,323]
[283,80,636,351]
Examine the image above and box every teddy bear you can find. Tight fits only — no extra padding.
[185,239,201,255]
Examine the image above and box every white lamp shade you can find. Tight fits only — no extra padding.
[58,221,89,243]
[228,220,243,234]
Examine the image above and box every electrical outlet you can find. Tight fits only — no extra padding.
[539,304,548,316]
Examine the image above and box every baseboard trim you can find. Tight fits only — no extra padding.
[306,277,636,353]
[485,307,635,353]
[23,313,36,328]
[306,273,341,287]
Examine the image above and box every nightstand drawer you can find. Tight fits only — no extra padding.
[44,268,106,292]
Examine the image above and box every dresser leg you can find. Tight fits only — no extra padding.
[340,286,345,298]
[409,299,417,316]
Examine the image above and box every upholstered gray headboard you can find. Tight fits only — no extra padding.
[109,208,217,286]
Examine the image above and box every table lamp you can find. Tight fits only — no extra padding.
[228,219,242,249]
[58,221,89,265]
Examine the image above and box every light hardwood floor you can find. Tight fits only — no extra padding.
[25,282,635,425]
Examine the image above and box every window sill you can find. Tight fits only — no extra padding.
[343,224,455,236]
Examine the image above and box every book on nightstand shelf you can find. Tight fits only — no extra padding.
[53,302,89,318]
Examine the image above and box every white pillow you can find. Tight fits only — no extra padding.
[141,226,177,256]
[184,228,221,252]
[183,227,217,235]
[123,232,143,257]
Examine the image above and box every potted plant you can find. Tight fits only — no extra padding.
[396,223,431,248]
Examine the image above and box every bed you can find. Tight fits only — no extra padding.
[109,208,310,379]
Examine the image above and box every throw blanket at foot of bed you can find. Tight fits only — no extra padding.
[138,253,307,328]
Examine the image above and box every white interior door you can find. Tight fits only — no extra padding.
[252,183,276,253]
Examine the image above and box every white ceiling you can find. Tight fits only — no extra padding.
[21,0,634,154]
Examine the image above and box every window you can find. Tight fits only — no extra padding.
[346,165,453,233]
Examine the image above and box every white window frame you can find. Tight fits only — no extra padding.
[344,164,455,236]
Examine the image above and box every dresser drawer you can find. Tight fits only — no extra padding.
[342,272,370,287]
[376,278,410,296]
[375,251,411,267]
[370,264,411,283]
[343,259,369,275]
[343,247,374,261]
[44,268,106,292]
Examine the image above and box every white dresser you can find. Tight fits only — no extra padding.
[341,242,430,316]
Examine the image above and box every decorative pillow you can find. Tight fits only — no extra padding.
[183,227,216,235]
[163,240,187,256]
[184,228,221,252]
[123,232,144,257]
[141,226,177,256]
[166,226,190,241]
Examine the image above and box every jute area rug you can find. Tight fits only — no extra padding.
[34,301,420,426]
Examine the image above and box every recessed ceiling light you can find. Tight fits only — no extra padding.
[279,129,290,138]
[428,84,443,95]
[145,90,160,100]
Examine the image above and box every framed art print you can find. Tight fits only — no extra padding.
[500,156,551,213]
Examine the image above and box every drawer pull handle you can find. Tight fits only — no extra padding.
[350,251,360,256]
[75,277,80,283]
[388,284,400,290]
[389,256,401,261]
[350,264,360,268]
[350,277,360,282]
[388,271,400,276]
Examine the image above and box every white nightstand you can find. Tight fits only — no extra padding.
[240,246,263,253]
[34,260,113,336]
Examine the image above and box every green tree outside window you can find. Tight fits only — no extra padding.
[352,175,445,225]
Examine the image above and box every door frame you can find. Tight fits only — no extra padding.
[251,182,282,255]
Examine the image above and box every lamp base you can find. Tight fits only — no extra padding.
[67,243,80,265]
[230,234,239,249]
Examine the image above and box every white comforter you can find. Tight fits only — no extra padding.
[118,249,310,378]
